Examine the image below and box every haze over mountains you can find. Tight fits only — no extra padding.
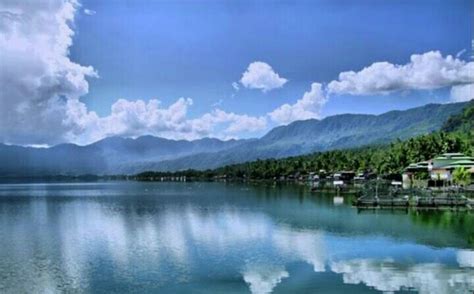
[0,102,468,176]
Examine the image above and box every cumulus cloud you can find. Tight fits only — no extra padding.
[450,84,473,102]
[240,61,288,92]
[0,0,97,145]
[269,83,327,125]
[192,108,267,137]
[90,98,195,142]
[327,51,474,96]
[68,98,267,145]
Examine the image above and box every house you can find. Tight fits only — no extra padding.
[354,171,376,181]
[402,161,430,187]
[403,152,474,188]
[333,171,355,181]
[430,153,474,182]
[308,172,319,181]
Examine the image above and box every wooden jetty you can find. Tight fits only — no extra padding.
[354,195,409,208]
[354,194,472,210]
[415,195,470,208]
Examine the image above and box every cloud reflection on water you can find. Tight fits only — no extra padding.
[457,249,474,268]
[242,265,289,294]
[0,196,473,293]
[330,259,474,294]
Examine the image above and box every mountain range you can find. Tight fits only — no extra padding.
[0,102,468,176]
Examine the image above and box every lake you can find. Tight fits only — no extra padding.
[0,181,472,293]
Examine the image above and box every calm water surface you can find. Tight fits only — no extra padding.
[0,182,473,293]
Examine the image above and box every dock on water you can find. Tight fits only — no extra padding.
[354,194,472,210]
[355,195,409,208]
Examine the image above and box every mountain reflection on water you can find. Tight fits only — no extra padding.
[0,182,472,293]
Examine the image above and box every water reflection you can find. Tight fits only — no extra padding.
[0,182,472,293]
[242,265,289,294]
[273,227,326,272]
[330,259,474,293]
[457,250,474,268]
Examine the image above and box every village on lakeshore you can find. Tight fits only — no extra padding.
[137,152,474,188]
[308,152,474,209]
[133,151,474,210]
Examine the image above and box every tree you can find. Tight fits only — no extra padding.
[452,167,470,186]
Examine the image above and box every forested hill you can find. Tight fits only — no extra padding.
[441,100,474,134]
[137,100,473,180]
[138,102,468,172]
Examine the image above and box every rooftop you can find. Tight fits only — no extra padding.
[405,152,474,171]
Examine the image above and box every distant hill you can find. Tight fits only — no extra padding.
[0,101,468,176]
[141,101,469,171]
[0,136,250,176]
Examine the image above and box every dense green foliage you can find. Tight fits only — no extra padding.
[453,167,471,186]
[137,102,473,181]
[441,100,473,134]
[221,132,471,177]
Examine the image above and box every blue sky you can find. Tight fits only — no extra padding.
[0,0,472,145]
[72,0,472,119]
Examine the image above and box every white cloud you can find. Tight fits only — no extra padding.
[240,61,288,92]
[83,8,96,15]
[269,83,327,125]
[67,98,267,145]
[0,0,98,145]
[192,109,267,137]
[327,51,474,96]
[450,84,473,102]
[90,98,195,142]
